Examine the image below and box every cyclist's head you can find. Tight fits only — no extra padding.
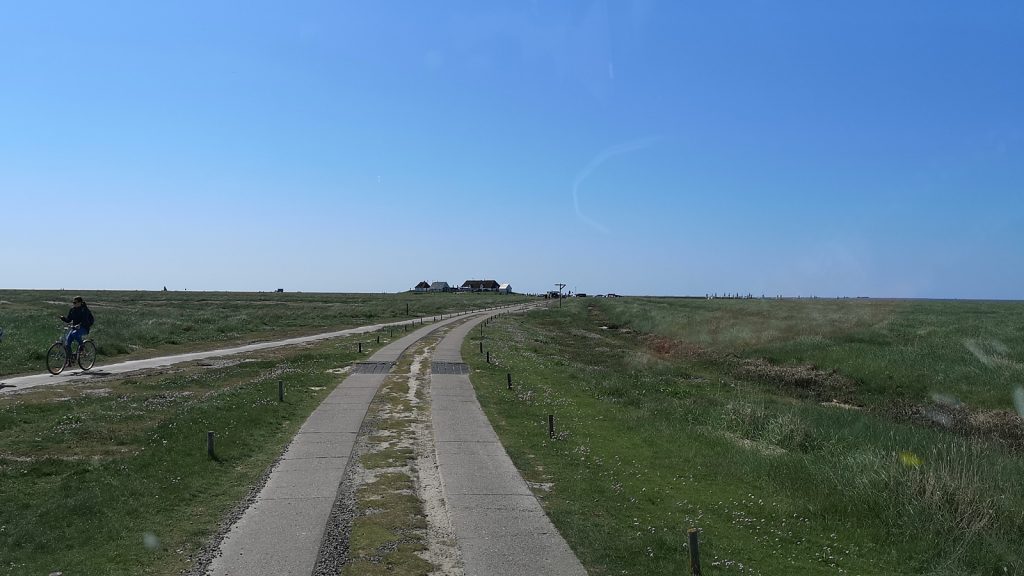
[73,296,85,306]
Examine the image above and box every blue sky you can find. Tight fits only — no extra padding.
[2,2,1022,298]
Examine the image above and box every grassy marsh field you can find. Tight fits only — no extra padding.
[0,334,373,575]
[0,289,533,378]
[3,292,1022,575]
[465,298,1024,575]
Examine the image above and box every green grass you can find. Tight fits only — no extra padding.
[0,334,377,575]
[343,337,440,576]
[0,289,534,378]
[598,297,1024,410]
[465,300,1024,575]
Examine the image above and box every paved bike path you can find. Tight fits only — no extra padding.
[431,314,588,575]
[0,313,472,394]
[204,310,503,576]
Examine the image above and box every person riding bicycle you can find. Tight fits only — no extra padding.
[60,296,94,366]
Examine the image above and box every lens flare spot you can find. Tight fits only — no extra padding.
[1014,387,1024,418]
[143,532,160,551]
[899,451,923,468]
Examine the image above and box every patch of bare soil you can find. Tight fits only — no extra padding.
[890,401,1024,451]
[737,358,858,403]
[644,335,705,359]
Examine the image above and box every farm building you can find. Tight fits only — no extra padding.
[498,283,512,294]
[461,280,500,292]
[413,281,430,292]
[429,281,452,293]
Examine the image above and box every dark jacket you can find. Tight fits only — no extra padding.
[62,305,94,330]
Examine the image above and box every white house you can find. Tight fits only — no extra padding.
[498,283,512,294]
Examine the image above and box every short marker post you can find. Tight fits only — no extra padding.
[507,373,512,389]
[207,431,215,458]
[486,351,490,364]
[688,528,702,575]
[278,380,284,402]
[548,415,555,439]
[358,342,362,353]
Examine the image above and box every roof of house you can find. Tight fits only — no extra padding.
[415,281,430,289]
[499,283,510,289]
[430,281,450,289]
[462,279,500,289]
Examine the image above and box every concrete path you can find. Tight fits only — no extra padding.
[0,312,479,394]
[205,306,536,575]
[431,315,588,575]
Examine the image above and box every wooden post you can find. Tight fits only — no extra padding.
[479,341,483,353]
[207,431,215,458]
[376,334,380,344]
[688,528,702,575]
[358,342,362,353]
[278,380,284,402]
[507,373,512,389]
[486,351,490,364]
[406,303,409,315]
[548,415,555,439]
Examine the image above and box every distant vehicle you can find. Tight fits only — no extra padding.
[576,293,588,297]
[607,293,620,298]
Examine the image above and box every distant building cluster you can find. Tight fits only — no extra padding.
[412,280,513,294]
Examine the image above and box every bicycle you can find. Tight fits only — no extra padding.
[46,324,97,375]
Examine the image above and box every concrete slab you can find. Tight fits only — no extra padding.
[448,505,558,538]
[298,407,370,434]
[458,537,587,576]
[281,432,358,460]
[319,386,379,405]
[434,440,513,457]
[206,497,334,576]
[433,418,501,443]
[273,456,348,472]
[261,463,348,500]
[436,455,533,496]
[446,493,539,511]
[331,373,386,389]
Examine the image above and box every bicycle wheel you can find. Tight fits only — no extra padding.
[46,343,67,375]
[77,340,97,370]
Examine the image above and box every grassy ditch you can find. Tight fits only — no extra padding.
[0,289,534,378]
[464,302,1024,575]
[0,333,380,575]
